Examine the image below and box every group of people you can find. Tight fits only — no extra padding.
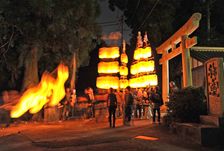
[134,87,152,119]
[106,86,163,128]
[61,81,178,127]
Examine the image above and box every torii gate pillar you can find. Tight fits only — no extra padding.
[181,35,193,87]
[162,51,169,103]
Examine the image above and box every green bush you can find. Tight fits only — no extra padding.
[166,86,207,123]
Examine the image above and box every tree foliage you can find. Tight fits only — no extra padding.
[108,0,224,85]
[108,0,224,46]
[108,0,179,46]
[0,0,101,91]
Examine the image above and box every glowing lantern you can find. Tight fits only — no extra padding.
[120,66,128,76]
[98,61,119,74]
[121,53,128,64]
[121,40,128,64]
[11,63,69,118]
[129,74,158,88]
[131,60,155,75]
[99,47,119,59]
[129,76,145,88]
[133,48,142,60]
[145,74,158,86]
[129,78,138,88]
[96,76,119,89]
[134,47,152,60]
[119,79,129,89]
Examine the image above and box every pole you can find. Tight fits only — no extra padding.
[207,0,211,42]
[70,53,76,90]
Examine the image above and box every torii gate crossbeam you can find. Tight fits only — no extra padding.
[156,13,202,102]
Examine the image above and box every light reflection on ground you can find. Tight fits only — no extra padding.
[135,135,159,141]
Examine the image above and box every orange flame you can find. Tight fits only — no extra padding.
[48,64,69,106]
[10,63,69,118]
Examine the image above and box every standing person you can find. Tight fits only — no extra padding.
[62,88,71,120]
[132,89,138,118]
[137,88,143,119]
[70,89,76,117]
[107,88,117,128]
[168,81,179,103]
[169,81,179,96]
[88,87,95,118]
[135,89,142,119]
[85,87,95,118]
[150,86,163,124]
[125,86,134,126]
[147,87,153,119]
[115,90,123,117]
[142,88,148,119]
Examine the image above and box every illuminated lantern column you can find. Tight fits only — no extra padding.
[130,32,158,88]
[120,40,129,89]
[96,47,120,89]
[130,31,143,88]
[142,32,158,86]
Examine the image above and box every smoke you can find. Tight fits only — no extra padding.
[108,32,121,40]
[101,34,108,41]
[101,32,121,41]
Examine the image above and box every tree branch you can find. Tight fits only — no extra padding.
[0,27,14,56]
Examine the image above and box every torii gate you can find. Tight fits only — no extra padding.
[156,13,202,102]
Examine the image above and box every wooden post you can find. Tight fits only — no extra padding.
[162,51,169,102]
[181,35,192,87]
[70,53,77,89]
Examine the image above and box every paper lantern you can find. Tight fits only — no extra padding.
[98,61,119,74]
[143,74,158,86]
[133,47,152,60]
[129,76,145,88]
[119,66,128,76]
[130,60,155,75]
[99,47,119,59]
[129,74,158,88]
[121,53,128,64]
[119,79,129,89]
[96,76,119,89]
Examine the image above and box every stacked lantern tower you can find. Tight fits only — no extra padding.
[119,40,129,89]
[130,32,158,88]
[96,47,120,89]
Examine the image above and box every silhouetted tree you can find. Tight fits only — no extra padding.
[0,0,101,91]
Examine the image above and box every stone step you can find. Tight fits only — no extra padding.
[170,122,224,146]
[200,115,224,127]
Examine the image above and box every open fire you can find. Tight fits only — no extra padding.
[10,63,69,118]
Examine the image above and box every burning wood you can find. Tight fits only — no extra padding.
[10,63,69,118]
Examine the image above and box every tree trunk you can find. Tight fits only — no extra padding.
[22,47,39,91]
[70,53,77,89]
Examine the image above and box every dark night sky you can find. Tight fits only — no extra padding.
[96,0,131,44]
[77,1,132,92]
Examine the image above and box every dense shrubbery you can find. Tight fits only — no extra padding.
[163,87,207,126]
